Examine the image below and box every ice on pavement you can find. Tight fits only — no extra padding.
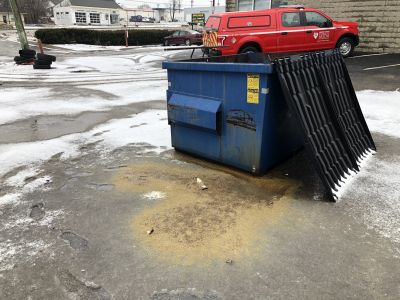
[0,109,170,177]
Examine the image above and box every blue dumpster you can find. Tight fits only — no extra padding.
[162,54,303,174]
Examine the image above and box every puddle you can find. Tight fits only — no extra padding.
[112,160,300,266]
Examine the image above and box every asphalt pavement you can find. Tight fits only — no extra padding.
[0,39,399,300]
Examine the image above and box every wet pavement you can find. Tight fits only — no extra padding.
[0,36,399,299]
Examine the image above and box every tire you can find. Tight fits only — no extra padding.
[239,45,260,54]
[14,56,35,64]
[336,37,355,58]
[37,53,56,62]
[33,64,51,69]
[185,39,191,46]
[35,59,52,66]
[19,49,36,57]
[163,40,169,46]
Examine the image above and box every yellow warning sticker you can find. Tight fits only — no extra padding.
[247,74,259,104]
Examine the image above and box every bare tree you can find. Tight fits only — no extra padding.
[19,0,49,24]
[169,0,181,22]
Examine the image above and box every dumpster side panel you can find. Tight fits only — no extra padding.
[258,74,304,173]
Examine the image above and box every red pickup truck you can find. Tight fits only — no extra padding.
[203,6,359,57]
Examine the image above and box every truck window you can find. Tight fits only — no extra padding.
[205,16,221,30]
[228,15,271,28]
[305,12,331,28]
[282,12,301,27]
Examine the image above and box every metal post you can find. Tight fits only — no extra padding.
[8,0,29,49]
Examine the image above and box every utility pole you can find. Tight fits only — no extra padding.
[8,0,29,49]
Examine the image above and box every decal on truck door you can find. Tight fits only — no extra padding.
[314,31,330,40]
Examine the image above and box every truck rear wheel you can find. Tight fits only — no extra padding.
[239,45,260,54]
[337,37,355,58]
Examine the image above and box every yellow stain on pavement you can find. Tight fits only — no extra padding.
[112,160,300,266]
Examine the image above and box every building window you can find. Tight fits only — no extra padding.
[75,12,86,24]
[105,14,109,20]
[66,12,69,15]
[282,12,301,27]
[90,13,100,24]
[3,15,7,24]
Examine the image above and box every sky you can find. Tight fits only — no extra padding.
[116,0,225,9]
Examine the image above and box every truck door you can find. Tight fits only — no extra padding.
[278,11,306,52]
[303,11,335,51]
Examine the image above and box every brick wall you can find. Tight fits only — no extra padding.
[284,0,400,53]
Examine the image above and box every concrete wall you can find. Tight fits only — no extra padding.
[283,0,400,53]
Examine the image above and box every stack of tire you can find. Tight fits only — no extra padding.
[34,53,56,70]
[14,49,36,65]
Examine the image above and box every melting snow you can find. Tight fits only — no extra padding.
[340,157,400,244]
[0,110,170,177]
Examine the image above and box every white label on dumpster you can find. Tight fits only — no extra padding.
[247,74,260,104]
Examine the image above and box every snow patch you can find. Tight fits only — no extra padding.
[143,191,166,200]
[357,90,400,138]
[0,193,21,208]
[89,110,170,152]
[4,168,39,187]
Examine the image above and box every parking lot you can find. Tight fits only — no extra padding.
[0,35,399,299]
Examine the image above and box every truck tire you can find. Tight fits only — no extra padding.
[37,53,57,62]
[337,37,355,58]
[239,45,260,54]
[33,64,51,69]
[35,59,52,66]
[19,49,36,58]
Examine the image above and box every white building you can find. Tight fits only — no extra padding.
[0,11,26,27]
[53,0,123,26]
[184,6,225,24]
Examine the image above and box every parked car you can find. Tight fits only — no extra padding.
[163,30,203,46]
[203,6,359,57]
[130,15,143,22]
